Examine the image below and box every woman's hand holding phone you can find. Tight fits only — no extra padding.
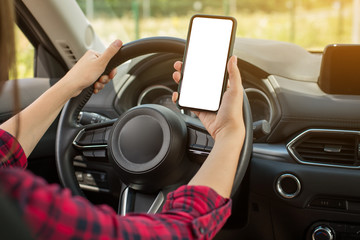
[173,56,246,198]
[172,56,245,141]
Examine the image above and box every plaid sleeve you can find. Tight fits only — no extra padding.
[0,129,27,169]
[0,168,231,240]
[161,185,232,239]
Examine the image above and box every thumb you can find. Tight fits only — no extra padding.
[99,40,123,64]
[227,55,242,91]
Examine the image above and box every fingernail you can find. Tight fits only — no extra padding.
[233,56,238,65]
[113,39,122,48]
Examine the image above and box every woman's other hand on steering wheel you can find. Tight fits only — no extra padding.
[63,40,122,97]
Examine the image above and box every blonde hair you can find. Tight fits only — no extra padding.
[0,0,16,90]
[0,0,21,139]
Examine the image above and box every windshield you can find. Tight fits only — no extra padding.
[76,0,357,52]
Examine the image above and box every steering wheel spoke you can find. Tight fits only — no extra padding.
[73,121,115,148]
[119,185,174,216]
[186,126,213,159]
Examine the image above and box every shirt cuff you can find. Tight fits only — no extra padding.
[163,185,232,239]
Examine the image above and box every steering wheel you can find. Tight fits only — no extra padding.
[56,37,252,215]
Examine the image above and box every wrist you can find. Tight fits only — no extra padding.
[214,123,245,143]
[214,127,245,155]
[58,74,83,99]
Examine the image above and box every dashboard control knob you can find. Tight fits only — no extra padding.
[312,226,334,240]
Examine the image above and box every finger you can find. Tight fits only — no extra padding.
[98,75,110,84]
[174,61,183,71]
[172,71,181,84]
[94,81,103,90]
[93,81,105,92]
[227,56,242,91]
[99,40,123,64]
[172,92,178,103]
[108,68,117,79]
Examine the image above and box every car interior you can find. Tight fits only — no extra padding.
[1,0,360,239]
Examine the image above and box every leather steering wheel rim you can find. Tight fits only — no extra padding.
[55,36,252,198]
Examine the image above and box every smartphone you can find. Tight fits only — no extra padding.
[177,14,237,112]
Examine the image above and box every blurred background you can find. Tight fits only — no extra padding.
[16,0,360,78]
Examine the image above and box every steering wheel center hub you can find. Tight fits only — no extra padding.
[119,115,164,164]
[108,104,187,191]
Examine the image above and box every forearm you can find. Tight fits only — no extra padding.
[188,129,245,198]
[0,76,75,157]
[0,41,121,158]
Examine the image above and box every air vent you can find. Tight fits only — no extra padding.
[57,41,78,65]
[287,129,360,168]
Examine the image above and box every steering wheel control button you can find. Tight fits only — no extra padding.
[104,127,112,141]
[84,173,96,186]
[189,129,208,151]
[78,171,108,188]
[92,129,106,144]
[93,150,106,158]
[82,150,94,158]
[77,131,94,145]
[312,226,334,240]
[73,126,111,149]
[75,171,84,182]
[276,173,301,199]
[205,135,215,151]
[191,131,207,150]
[188,129,197,146]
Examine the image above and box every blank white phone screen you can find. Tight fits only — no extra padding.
[179,17,234,111]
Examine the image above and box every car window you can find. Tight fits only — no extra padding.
[14,25,34,79]
[76,0,356,52]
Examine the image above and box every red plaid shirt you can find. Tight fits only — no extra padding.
[0,129,231,239]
